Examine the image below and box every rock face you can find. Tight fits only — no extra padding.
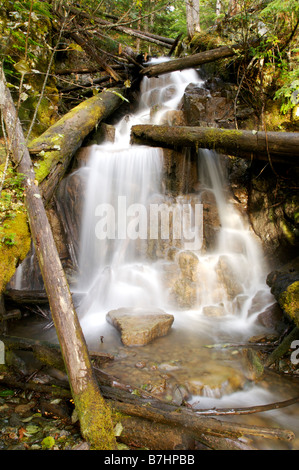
[106,308,174,346]
[182,82,235,128]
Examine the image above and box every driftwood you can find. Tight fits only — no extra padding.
[0,68,117,450]
[27,87,124,204]
[131,125,299,165]
[140,42,246,77]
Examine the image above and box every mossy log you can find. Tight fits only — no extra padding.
[27,88,124,204]
[140,43,246,77]
[131,125,299,164]
[0,67,117,450]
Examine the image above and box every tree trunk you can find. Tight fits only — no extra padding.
[130,125,299,165]
[141,42,245,77]
[216,0,222,17]
[185,0,200,38]
[0,67,117,450]
[27,88,124,204]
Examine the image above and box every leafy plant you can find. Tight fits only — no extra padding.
[274,72,299,114]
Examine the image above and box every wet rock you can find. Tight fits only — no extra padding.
[171,277,198,308]
[92,122,115,145]
[216,255,243,300]
[203,305,225,317]
[106,308,174,346]
[200,190,221,250]
[182,83,235,127]
[178,251,200,282]
[184,364,246,398]
[159,110,186,126]
[256,302,285,330]
[241,348,264,381]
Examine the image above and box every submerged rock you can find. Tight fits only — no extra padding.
[184,364,246,398]
[106,308,174,346]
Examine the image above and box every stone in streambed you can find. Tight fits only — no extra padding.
[106,308,174,346]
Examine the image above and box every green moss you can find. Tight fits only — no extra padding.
[188,32,223,53]
[280,220,296,245]
[279,281,299,326]
[73,381,117,450]
[205,128,243,148]
[0,211,31,292]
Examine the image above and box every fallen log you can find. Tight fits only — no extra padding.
[4,288,48,304]
[0,67,117,450]
[131,125,299,165]
[69,31,122,82]
[0,369,294,449]
[101,386,295,443]
[69,7,174,49]
[140,42,246,77]
[27,87,124,204]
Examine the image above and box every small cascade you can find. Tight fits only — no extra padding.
[69,59,277,353]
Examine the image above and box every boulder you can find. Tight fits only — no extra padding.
[182,83,235,128]
[106,307,174,346]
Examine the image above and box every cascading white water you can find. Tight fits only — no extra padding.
[191,148,275,326]
[76,59,274,335]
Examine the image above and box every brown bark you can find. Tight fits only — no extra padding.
[130,125,299,165]
[0,67,116,450]
[106,392,295,442]
[140,43,245,77]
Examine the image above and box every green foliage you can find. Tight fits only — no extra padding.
[274,70,299,114]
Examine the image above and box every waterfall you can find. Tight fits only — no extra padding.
[74,59,274,336]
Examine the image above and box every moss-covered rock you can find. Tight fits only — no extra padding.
[267,259,299,327]
[0,211,31,293]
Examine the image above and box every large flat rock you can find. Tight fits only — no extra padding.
[106,308,174,346]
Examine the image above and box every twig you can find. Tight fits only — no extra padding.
[194,396,299,416]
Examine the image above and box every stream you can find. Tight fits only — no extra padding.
[9,58,299,450]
